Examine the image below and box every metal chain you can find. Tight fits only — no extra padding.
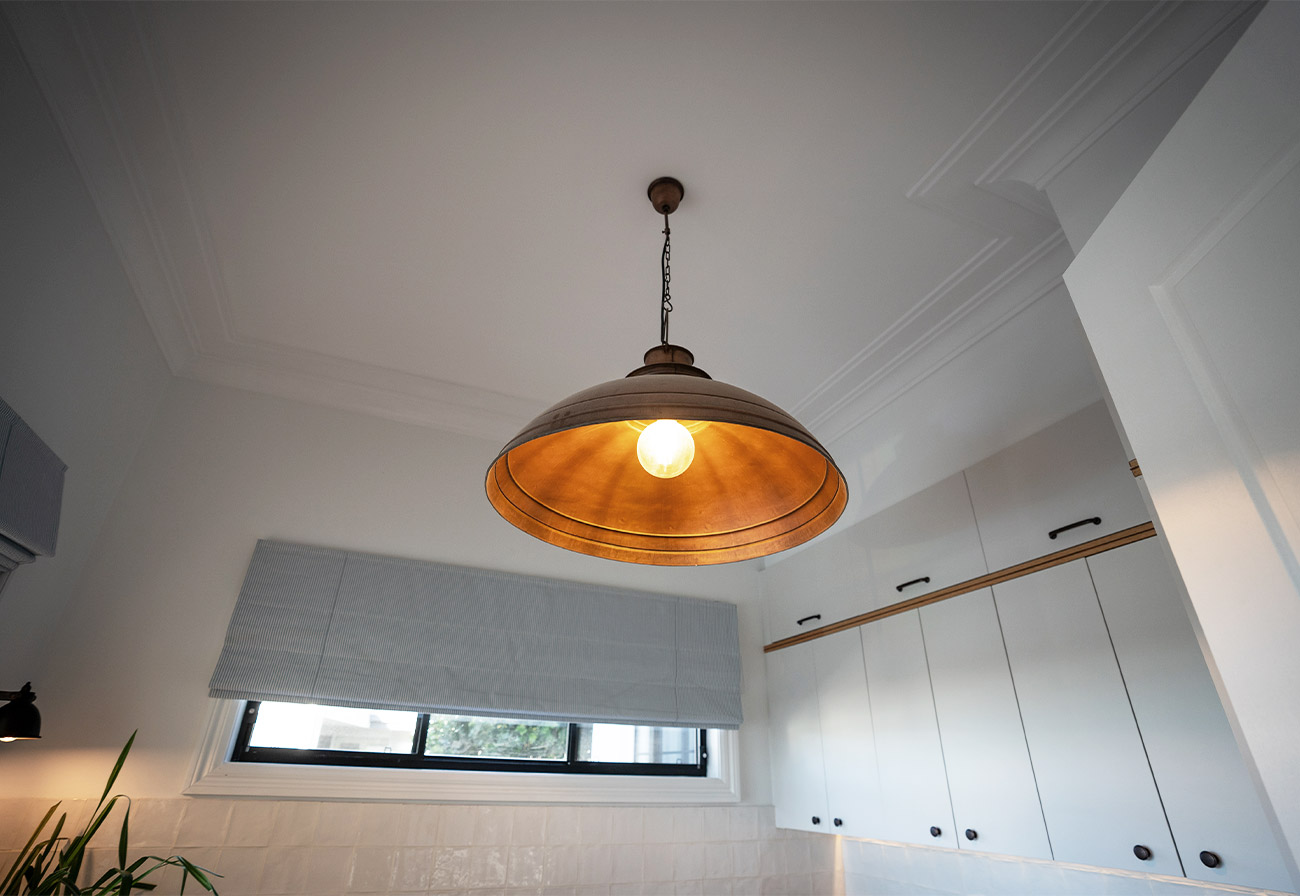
[660,214,673,345]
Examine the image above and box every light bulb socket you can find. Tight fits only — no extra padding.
[626,344,711,379]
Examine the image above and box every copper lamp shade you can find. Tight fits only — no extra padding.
[487,344,848,565]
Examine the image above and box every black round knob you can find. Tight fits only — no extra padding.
[1133,845,1152,861]
[811,816,821,826]
[965,829,978,841]
[833,818,843,827]
[1200,851,1222,869]
[929,826,942,838]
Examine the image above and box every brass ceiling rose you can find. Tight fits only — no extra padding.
[485,178,847,565]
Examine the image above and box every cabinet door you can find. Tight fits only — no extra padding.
[920,589,1051,859]
[994,561,1180,875]
[965,401,1149,572]
[814,629,883,840]
[762,534,874,644]
[861,611,956,848]
[766,643,831,834]
[857,472,988,610]
[1088,541,1293,892]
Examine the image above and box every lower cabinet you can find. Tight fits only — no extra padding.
[860,612,956,848]
[813,629,884,840]
[766,539,1290,893]
[765,643,829,835]
[919,588,1052,860]
[1087,540,1293,892]
[993,559,1182,876]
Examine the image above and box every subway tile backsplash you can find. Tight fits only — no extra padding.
[0,799,1288,896]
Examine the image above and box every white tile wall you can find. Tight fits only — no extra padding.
[4,799,1290,896]
[0,799,823,896]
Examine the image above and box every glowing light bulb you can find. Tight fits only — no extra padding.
[637,419,695,479]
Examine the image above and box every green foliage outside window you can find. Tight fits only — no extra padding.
[423,716,568,760]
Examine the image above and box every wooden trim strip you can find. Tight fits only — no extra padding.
[1129,458,1142,477]
[763,521,1157,653]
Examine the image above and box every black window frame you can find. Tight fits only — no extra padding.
[231,701,709,777]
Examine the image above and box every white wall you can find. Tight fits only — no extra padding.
[0,378,769,804]
[0,14,172,682]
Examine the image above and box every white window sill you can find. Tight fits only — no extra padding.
[185,700,740,804]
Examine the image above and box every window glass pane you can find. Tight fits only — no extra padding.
[423,714,568,760]
[248,701,418,753]
[574,724,700,765]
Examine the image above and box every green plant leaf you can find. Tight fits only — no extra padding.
[117,806,129,871]
[97,732,136,808]
[0,802,60,893]
[174,858,218,893]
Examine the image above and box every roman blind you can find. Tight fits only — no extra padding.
[208,540,743,729]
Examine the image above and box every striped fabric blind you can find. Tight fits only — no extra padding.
[208,541,743,729]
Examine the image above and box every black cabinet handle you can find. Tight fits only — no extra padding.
[964,829,978,841]
[929,826,942,838]
[1133,845,1152,861]
[1048,517,1102,539]
[796,614,822,627]
[896,576,932,593]
[833,818,843,827]
[811,816,821,826]
[1200,851,1222,868]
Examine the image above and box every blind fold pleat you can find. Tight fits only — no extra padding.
[209,540,743,729]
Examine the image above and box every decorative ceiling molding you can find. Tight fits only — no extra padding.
[5,1,1258,446]
[988,0,1262,191]
[795,0,1259,445]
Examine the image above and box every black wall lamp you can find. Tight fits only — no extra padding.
[0,682,41,741]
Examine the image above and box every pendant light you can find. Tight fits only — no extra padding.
[486,178,847,565]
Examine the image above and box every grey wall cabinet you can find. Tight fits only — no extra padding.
[0,398,66,587]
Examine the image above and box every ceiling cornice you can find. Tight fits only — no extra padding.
[794,0,1260,444]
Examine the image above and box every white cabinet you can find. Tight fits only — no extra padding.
[993,560,1181,875]
[1088,541,1292,892]
[965,401,1149,572]
[762,530,873,644]
[919,589,1051,859]
[855,472,987,610]
[860,611,956,848]
[814,629,884,840]
[765,643,830,834]
[761,470,987,643]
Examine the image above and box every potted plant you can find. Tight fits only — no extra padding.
[1,732,219,894]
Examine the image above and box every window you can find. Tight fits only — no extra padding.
[232,700,708,777]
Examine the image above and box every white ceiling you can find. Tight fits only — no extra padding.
[5,1,1253,518]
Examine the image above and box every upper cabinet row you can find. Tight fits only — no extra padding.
[763,401,1147,644]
